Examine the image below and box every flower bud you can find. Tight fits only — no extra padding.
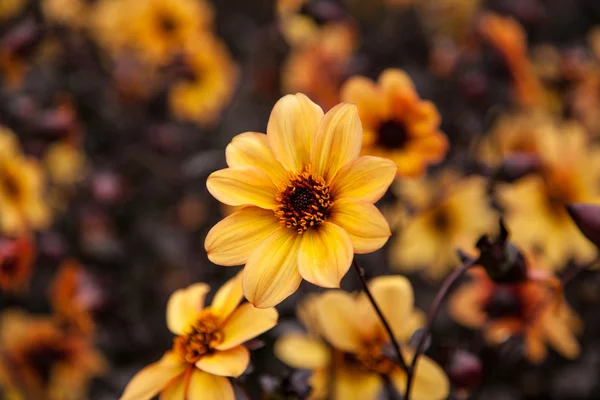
[565,203,600,248]
[448,350,483,391]
[493,153,541,182]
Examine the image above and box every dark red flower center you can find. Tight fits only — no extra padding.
[377,119,409,149]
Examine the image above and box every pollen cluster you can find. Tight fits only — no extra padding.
[275,169,331,234]
[172,314,223,364]
[354,339,396,375]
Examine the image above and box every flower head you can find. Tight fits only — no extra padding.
[0,127,51,235]
[121,274,278,400]
[205,94,396,307]
[276,276,449,399]
[341,69,448,178]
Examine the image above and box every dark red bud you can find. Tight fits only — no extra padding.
[566,203,600,248]
[448,350,483,390]
[494,153,541,182]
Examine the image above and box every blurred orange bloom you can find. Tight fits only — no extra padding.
[282,24,357,111]
[44,141,86,188]
[498,122,600,269]
[277,276,448,399]
[0,236,35,293]
[449,265,581,363]
[391,171,497,280]
[0,310,107,399]
[42,0,91,27]
[0,127,51,235]
[0,0,25,22]
[121,274,278,400]
[205,94,395,307]
[341,69,448,177]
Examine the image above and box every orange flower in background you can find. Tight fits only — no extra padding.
[449,265,581,363]
[498,121,600,270]
[391,171,497,280]
[0,236,35,293]
[282,24,357,111]
[205,94,396,307]
[0,127,51,235]
[42,0,91,27]
[341,69,448,177]
[168,34,238,127]
[276,276,448,399]
[121,274,278,400]
[0,311,107,399]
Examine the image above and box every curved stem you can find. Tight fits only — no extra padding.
[405,256,476,399]
[351,257,409,373]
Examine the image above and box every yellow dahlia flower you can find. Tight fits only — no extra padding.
[205,94,396,308]
[121,274,278,400]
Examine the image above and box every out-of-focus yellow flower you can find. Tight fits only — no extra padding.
[390,171,497,280]
[282,24,356,111]
[449,265,581,363]
[205,94,396,307]
[498,122,600,270]
[168,34,238,127]
[0,0,25,21]
[0,127,51,235]
[44,141,86,187]
[42,0,90,27]
[0,310,107,399]
[417,0,480,44]
[121,274,278,400]
[0,236,35,293]
[341,69,449,178]
[277,276,448,399]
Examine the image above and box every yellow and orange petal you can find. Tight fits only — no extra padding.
[0,236,35,293]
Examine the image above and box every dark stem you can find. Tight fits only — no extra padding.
[351,257,409,372]
[405,256,476,400]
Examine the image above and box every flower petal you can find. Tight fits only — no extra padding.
[330,156,397,203]
[121,354,185,400]
[390,355,450,400]
[225,131,287,187]
[334,366,382,400]
[159,373,186,400]
[267,93,324,173]
[366,275,414,341]
[242,228,302,308]
[340,76,385,128]
[311,103,362,181]
[274,333,331,370]
[205,207,279,266]
[216,302,278,350]
[196,346,250,377]
[167,284,211,335]
[297,222,353,288]
[210,273,244,320]
[317,291,363,352]
[328,200,391,254]
[187,369,234,400]
[206,166,278,210]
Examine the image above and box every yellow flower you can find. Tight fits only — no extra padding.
[498,121,600,269]
[42,0,90,27]
[276,276,449,399]
[168,34,238,127]
[121,274,278,400]
[0,0,25,21]
[416,0,480,44]
[390,171,497,280]
[0,310,107,399]
[341,69,448,178]
[44,141,86,187]
[0,127,51,235]
[282,24,356,111]
[205,94,396,307]
[449,264,581,363]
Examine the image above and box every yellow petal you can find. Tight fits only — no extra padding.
[297,222,353,288]
[159,373,186,400]
[542,310,581,360]
[196,346,250,378]
[334,366,382,400]
[390,355,450,400]
[216,302,278,350]
[166,284,211,335]
[329,156,397,203]
[242,228,302,308]
[205,206,279,266]
[187,369,234,400]
[274,333,330,369]
[448,283,487,329]
[206,166,278,210]
[210,273,244,320]
[267,93,324,173]
[366,275,414,341]
[379,68,415,99]
[340,76,385,128]
[121,355,185,400]
[311,103,362,182]
[328,200,391,254]
[317,291,363,352]
[225,131,287,187]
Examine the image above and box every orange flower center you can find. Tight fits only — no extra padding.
[377,119,409,149]
[1,167,23,201]
[172,314,223,364]
[354,339,396,375]
[275,169,331,234]
[22,340,72,386]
